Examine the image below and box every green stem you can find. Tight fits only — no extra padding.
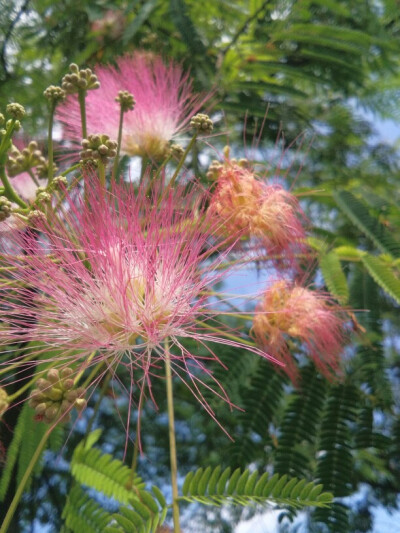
[27,168,39,187]
[78,89,87,139]
[98,161,106,187]
[113,107,124,182]
[0,166,28,208]
[0,428,52,533]
[61,163,81,176]
[169,132,198,188]
[164,340,181,532]
[47,104,55,184]
[128,412,141,488]
[139,156,149,186]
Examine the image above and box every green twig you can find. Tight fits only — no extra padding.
[78,89,87,139]
[165,339,181,532]
[113,106,124,182]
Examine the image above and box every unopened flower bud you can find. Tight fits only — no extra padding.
[75,398,87,411]
[0,113,4,126]
[47,388,63,401]
[44,85,66,104]
[47,368,60,383]
[36,192,52,204]
[206,160,223,180]
[169,144,185,159]
[34,402,47,415]
[60,367,73,378]
[52,175,68,189]
[6,103,25,120]
[6,142,45,177]
[0,197,12,221]
[62,64,100,94]
[115,90,135,112]
[63,379,74,391]
[65,390,78,402]
[28,210,46,227]
[190,113,213,134]
[36,378,50,390]
[80,134,117,164]
[44,405,59,421]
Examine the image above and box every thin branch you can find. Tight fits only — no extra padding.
[217,0,271,67]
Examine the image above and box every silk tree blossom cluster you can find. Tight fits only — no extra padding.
[252,279,345,383]
[0,180,281,421]
[207,154,307,257]
[58,51,210,159]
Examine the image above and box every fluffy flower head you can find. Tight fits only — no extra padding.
[1,179,280,421]
[58,52,209,159]
[208,159,306,255]
[252,279,346,383]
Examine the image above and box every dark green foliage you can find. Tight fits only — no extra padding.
[227,359,287,466]
[333,191,400,257]
[275,366,327,479]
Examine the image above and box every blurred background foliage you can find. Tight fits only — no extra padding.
[1,0,400,531]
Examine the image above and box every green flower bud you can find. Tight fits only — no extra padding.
[190,113,213,134]
[44,85,66,105]
[0,196,12,222]
[47,368,60,383]
[80,133,117,164]
[115,90,135,112]
[28,210,47,227]
[169,144,185,159]
[6,103,25,120]
[62,64,100,94]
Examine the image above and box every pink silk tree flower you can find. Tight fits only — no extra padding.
[208,159,307,257]
[0,179,281,426]
[252,280,346,384]
[57,52,210,159]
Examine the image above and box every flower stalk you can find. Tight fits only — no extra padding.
[164,339,181,532]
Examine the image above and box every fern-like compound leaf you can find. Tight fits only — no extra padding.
[180,467,333,509]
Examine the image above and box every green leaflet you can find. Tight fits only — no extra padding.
[320,251,349,303]
[0,403,47,501]
[71,431,145,505]
[361,254,400,304]
[64,432,168,533]
[333,190,400,257]
[180,466,333,509]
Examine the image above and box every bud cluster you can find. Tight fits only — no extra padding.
[0,196,12,221]
[51,175,68,189]
[206,160,223,180]
[190,113,213,134]
[28,367,86,424]
[36,158,58,180]
[27,209,47,227]
[80,134,117,164]
[6,103,25,120]
[169,143,185,159]
[115,90,135,112]
[6,142,45,177]
[44,85,66,105]
[35,186,52,205]
[61,64,100,94]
